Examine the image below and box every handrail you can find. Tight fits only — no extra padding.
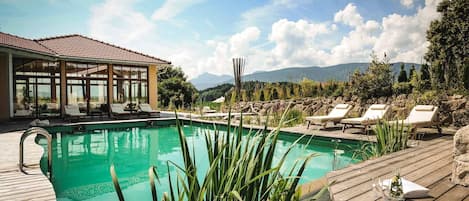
[19,127,53,180]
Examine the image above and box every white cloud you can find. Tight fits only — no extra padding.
[400,0,414,8]
[373,0,442,62]
[89,0,155,45]
[334,3,363,27]
[194,27,263,76]
[267,19,332,67]
[229,27,261,57]
[87,0,444,79]
[151,0,204,21]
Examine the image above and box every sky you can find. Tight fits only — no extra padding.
[0,0,442,79]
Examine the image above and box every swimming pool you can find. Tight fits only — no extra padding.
[39,120,362,201]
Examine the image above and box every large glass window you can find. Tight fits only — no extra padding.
[113,66,148,110]
[13,58,60,118]
[66,62,108,115]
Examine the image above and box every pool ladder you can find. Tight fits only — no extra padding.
[19,127,53,180]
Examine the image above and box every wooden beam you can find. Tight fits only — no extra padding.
[107,64,113,117]
[60,61,66,117]
[148,65,158,110]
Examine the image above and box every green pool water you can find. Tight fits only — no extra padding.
[39,122,361,201]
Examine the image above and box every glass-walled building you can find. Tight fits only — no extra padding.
[0,32,170,121]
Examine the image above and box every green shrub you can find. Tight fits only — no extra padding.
[354,120,409,160]
[349,54,393,99]
[392,82,412,94]
[283,109,304,127]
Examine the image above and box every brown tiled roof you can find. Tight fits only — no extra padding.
[37,34,170,64]
[0,32,55,55]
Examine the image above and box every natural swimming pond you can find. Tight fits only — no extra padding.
[39,121,362,201]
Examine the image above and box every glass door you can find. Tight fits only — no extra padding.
[13,59,60,118]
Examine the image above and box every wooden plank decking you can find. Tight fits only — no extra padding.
[0,131,56,201]
[327,136,469,201]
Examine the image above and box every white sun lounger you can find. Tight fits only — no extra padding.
[111,104,130,118]
[139,103,160,117]
[388,105,441,134]
[305,104,352,129]
[65,104,87,121]
[340,104,390,133]
[202,106,217,113]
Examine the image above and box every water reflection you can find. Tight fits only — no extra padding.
[40,125,359,201]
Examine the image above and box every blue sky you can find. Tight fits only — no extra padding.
[0,0,441,78]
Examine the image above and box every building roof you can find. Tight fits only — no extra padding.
[0,32,170,65]
[0,32,55,55]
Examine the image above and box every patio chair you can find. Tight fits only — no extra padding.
[202,106,217,114]
[305,104,352,129]
[340,104,390,133]
[111,104,130,118]
[14,109,33,117]
[138,103,160,117]
[64,104,86,121]
[388,105,441,135]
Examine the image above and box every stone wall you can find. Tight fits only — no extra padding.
[230,94,469,128]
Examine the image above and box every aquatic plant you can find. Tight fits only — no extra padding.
[111,109,320,201]
[354,120,410,160]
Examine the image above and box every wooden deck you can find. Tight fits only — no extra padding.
[0,131,56,201]
[327,136,469,201]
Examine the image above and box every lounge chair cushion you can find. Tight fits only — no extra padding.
[65,105,86,116]
[111,104,130,114]
[414,105,434,111]
[335,104,349,109]
[340,117,376,125]
[306,115,344,123]
[306,104,351,125]
[369,104,387,110]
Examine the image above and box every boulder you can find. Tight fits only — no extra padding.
[452,125,469,186]
[447,98,467,111]
[453,110,469,127]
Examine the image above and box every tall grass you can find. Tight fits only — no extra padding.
[111,109,317,201]
[354,120,409,160]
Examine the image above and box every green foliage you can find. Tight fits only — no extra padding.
[393,82,412,94]
[299,78,316,97]
[111,112,316,201]
[283,109,305,127]
[408,65,416,80]
[397,64,408,83]
[349,54,394,99]
[414,90,439,104]
[158,66,198,108]
[198,83,233,102]
[465,66,469,90]
[419,64,431,90]
[425,0,469,90]
[354,121,409,160]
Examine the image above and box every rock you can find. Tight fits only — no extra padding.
[450,94,464,100]
[453,110,469,127]
[447,99,467,111]
[452,125,469,186]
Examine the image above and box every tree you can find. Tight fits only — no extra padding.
[259,90,265,101]
[350,53,393,99]
[397,63,408,82]
[198,83,233,102]
[420,64,431,90]
[409,65,416,80]
[158,65,198,108]
[420,64,430,81]
[425,0,469,90]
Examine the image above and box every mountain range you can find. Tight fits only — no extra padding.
[190,62,420,90]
